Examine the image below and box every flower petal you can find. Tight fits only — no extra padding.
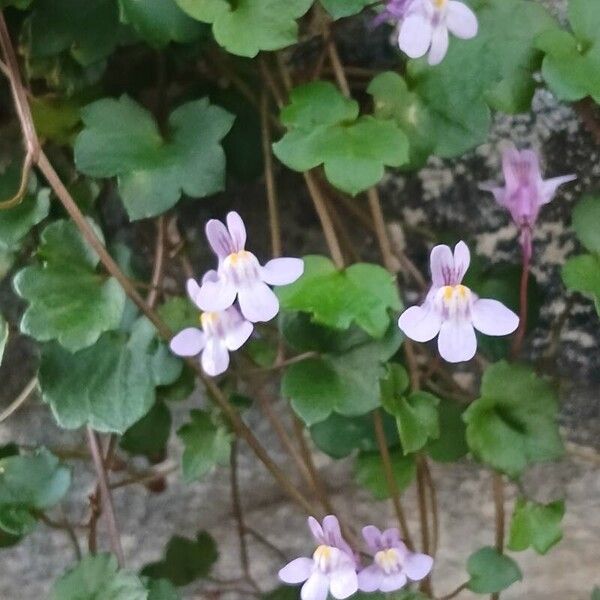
[301,571,330,600]
[502,146,540,194]
[329,567,358,599]
[205,219,233,259]
[308,516,325,544]
[428,24,449,65]
[479,183,508,208]
[430,244,454,287]
[540,174,577,205]
[361,525,383,552]
[195,276,237,312]
[224,318,253,351]
[404,552,434,581]
[202,269,219,284]
[238,281,279,322]
[471,299,519,336]
[201,338,230,376]
[381,528,403,550]
[399,10,433,59]
[398,305,443,342]
[380,572,407,592]
[186,278,202,305]
[169,328,205,357]
[357,564,383,593]
[437,319,477,362]
[446,1,478,38]
[226,211,246,252]
[279,557,314,584]
[452,240,470,283]
[261,257,304,286]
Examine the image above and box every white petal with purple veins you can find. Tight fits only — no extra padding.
[404,552,434,581]
[471,299,519,336]
[301,571,330,600]
[379,571,407,592]
[279,557,314,584]
[428,24,449,65]
[261,257,304,286]
[437,319,477,362]
[446,1,478,38]
[430,244,454,287]
[169,328,205,357]
[195,276,237,312]
[201,338,229,376]
[361,525,382,552]
[452,241,470,283]
[205,219,233,259]
[357,564,383,592]
[226,211,247,252]
[329,566,358,599]
[398,10,433,58]
[398,305,443,342]
[224,319,253,351]
[237,281,279,322]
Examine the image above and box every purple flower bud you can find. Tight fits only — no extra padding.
[398,241,519,363]
[358,526,433,593]
[278,515,359,600]
[190,211,304,323]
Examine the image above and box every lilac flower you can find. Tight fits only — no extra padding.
[278,515,358,600]
[371,0,414,29]
[169,305,252,376]
[189,211,303,323]
[399,0,478,65]
[358,526,433,593]
[480,146,576,260]
[398,241,519,363]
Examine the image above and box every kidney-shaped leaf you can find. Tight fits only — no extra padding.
[467,547,522,594]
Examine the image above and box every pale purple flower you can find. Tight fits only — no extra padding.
[399,0,478,65]
[398,241,519,363]
[189,211,303,323]
[278,515,358,600]
[169,305,252,376]
[358,526,433,593]
[371,0,415,29]
[480,146,576,260]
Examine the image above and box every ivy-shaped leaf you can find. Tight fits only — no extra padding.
[537,0,600,104]
[320,0,373,19]
[425,399,468,463]
[174,0,313,57]
[142,531,218,586]
[74,96,235,220]
[39,317,182,433]
[466,547,522,594]
[273,82,409,195]
[146,578,181,600]
[277,255,402,338]
[177,410,232,482]
[120,401,172,459]
[282,322,403,425]
[14,219,126,352]
[0,449,71,536]
[51,554,148,600]
[354,449,416,500]
[463,361,564,478]
[508,498,565,555]
[119,0,205,47]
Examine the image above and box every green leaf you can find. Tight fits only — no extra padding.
[31,94,82,145]
[463,361,564,478]
[174,0,313,57]
[466,547,522,594]
[120,401,172,458]
[39,317,182,433]
[25,0,121,67]
[146,578,181,600]
[14,219,126,352]
[142,531,218,586]
[426,400,469,463]
[572,196,600,253]
[0,449,71,536]
[51,553,148,600]
[157,297,198,332]
[385,391,440,455]
[592,587,600,600]
[0,167,49,251]
[119,0,205,47]
[177,410,232,482]
[310,411,399,459]
[282,323,403,425]
[508,498,565,555]
[277,255,401,338]
[562,254,600,315]
[74,96,234,220]
[354,449,416,500]
[0,314,7,367]
[320,0,372,19]
[273,82,409,195]
[537,0,600,104]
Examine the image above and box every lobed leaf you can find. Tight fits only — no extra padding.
[508,498,565,555]
[466,547,522,594]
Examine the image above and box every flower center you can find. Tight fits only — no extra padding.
[375,548,402,575]
[222,250,261,287]
[200,311,222,336]
[432,0,447,8]
[435,284,473,320]
[313,544,341,573]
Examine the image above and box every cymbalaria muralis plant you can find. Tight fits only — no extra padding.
[0,0,597,598]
